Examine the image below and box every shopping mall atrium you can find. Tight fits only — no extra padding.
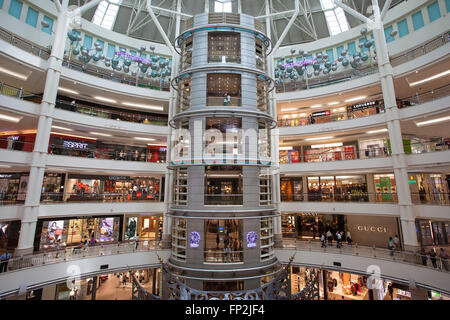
[0,0,449,301]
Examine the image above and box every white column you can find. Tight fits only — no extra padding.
[161,0,181,249]
[15,11,69,257]
[371,1,418,251]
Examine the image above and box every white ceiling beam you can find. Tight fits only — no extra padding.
[333,0,372,24]
[255,9,296,20]
[69,0,103,17]
[271,0,300,55]
[381,0,393,20]
[146,0,176,54]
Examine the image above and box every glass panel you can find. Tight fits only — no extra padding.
[41,16,53,34]
[204,219,242,263]
[96,39,105,53]
[347,42,356,55]
[384,25,395,43]
[8,0,23,19]
[208,32,241,64]
[25,7,39,27]
[206,74,241,106]
[412,11,425,31]
[397,19,409,38]
[205,166,242,205]
[427,1,442,22]
[326,49,335,62]
[83,35,93,49]
[107,43,116,58]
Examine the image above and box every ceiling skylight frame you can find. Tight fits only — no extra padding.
[92,0,121,30]
[320,0,350,36]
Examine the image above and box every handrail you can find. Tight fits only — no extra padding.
[276,31,450,93]
[40,191,161,203]
[3,241,161,274]
[281,239,450,274]
[281,192,398,203]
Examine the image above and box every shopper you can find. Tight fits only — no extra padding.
[387,283,393,300]
[135,234,139,250]
[346,231,352,247]
[438,248,449,271]
[429,249,437,268]
[56,239,62,258]
[0,250,11,273]
[321,233,326,248]
[419,247,428,266]
[388,237,394,256]
[326,230,333,247]
[336,231,342,248]
[90,233,96,246]
[393,235,400,251]
[216,233,220,249]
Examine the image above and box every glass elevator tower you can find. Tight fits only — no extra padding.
[166,12,279,293]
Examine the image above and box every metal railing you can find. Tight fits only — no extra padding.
[281,192,399,203]
[204,194,243,205]
[208,55,241,64]
[278,84,450,128]
[0,82,41,101]
[40,191,161,203]
[204,250,244,263]
[411,192,450,206]
[206,96,242,107]
[0,27,169,91]
[276,31,450,93]
[4,240,160,273]
[55,99,168,126]
[0,138,35,152]
[280,146,389,164]
[48,143,166,163]
[282,239,450,273]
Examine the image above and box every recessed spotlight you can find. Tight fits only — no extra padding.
[281,108,298,112]
[310,104,323,109]
[311,143,343,148]
[279,146,293,150]
[327,102,339,106]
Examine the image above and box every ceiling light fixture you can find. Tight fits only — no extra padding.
[134,137,156,141]
[416,116,450,127]
[121,102,164,111]
[310,104,323,108]
[304,136,334,141]
[58,87,79,95]
[345,96,367,103]
[327,102,339,106]
[409,70,450,87]
[311,142,343,148]
[94,96,117,103]
[281,107,298,112]
[0,114,22,123]
[0,67,29,80]
[50,132,97,140]
[51,125,73,131]
[366,128,388,134]
[279,146,293,150]
[89,132,112,137]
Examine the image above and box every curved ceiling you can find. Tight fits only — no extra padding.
[70,0,405,47]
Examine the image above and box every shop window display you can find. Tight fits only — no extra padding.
[307,175,368,202]
[323,270,370,300]
[36,216,121,251]
[0,220,20,251]
[280,176,303,201]
[373,174,397,202]
[124,216,163,241]
[409,173,449,205]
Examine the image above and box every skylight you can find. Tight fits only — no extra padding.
[320,0,350,36]
[214,0,232,13]
[92,0,121,30]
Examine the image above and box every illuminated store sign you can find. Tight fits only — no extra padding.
[312,110,331,117]
[189,231,200,248]
[356,225,387,233]
[246,231,258,248]
[281,58,318,69]
[63,140,88,150]
[351,101,377,110]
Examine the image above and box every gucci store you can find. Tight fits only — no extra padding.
[281,213,400,247]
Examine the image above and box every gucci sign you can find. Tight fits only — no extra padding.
[356,225,387,233]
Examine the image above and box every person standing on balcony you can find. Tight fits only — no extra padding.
[393,235,400,251]
[346,231,352,247]
[336,231,342,248]
[438,248,449,271]
[0,250,11,273]
[388,237,394,256]
[321,233,326,248]
[429,249,438,268]
[326,230,333,247]
[135,234,139,250]
[419,247,428,266]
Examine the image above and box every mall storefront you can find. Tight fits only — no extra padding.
[416,219,449,247]
[34,215,123,252]
[0,220,21,251]
[123,214,163,242]
[281,213,401,248]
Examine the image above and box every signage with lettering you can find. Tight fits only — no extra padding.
[312,110,330,117]
[63,140,88,150]
[351,101,377,110]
